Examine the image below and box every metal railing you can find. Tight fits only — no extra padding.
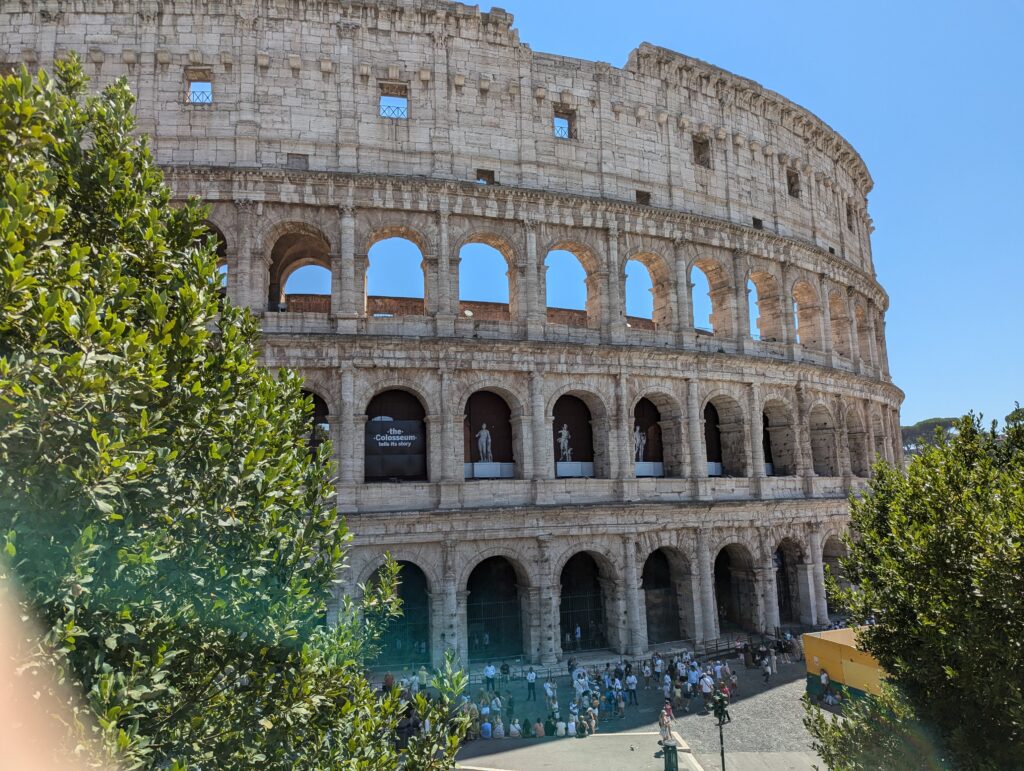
[553,124,578,140]
[380,103,409,119]
[187,90,212,104]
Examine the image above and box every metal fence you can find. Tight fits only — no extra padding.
[380,103,409,119]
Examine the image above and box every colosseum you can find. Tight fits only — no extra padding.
[3,0,903,667]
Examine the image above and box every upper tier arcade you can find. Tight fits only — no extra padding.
[3,0,875,270]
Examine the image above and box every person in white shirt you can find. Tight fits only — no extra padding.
[491,694,502,714]
[566,718,577,736]
[484,662,497,692]
[625,673,638,705]
[555,719,567,736]
[492,718,505,739]
[662,672,672,700]
[509,718,522,737]
[643,662,652,689]
[525,667,537,701]
[700,672,715,712]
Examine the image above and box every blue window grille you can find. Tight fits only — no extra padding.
[187,80,212,104]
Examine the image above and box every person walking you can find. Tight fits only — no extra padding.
[699,671,715,712]
[625,672,638,705]
[526,667,537,701]
[762,656,773,684]
[484,661,497,692]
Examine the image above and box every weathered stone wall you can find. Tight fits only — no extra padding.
[2,0,903,667]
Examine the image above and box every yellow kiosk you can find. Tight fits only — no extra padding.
[803,628,884,699]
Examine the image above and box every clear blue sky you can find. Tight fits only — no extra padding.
[290,0,1024,426]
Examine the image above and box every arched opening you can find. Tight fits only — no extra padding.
[624,259,655,329]
[822,536,850,617]
[829,291,852,359]
[690,258,734,338]
[560,553,610,652]
[633,397,664,477]
[809,404,839,476]
[747,279,760,339]
[762,400,797,476]
[855,304,872,365]
[364,390,428,482]
[714,545,758,632]
[545,249,591,328]
[367,237,426,317]
[467,556,524,661]
[792,280,823,350]
[553,394,594,478]
[464,390,515,479]
[302,390,330,453]
[283,265,332,312]
[204,223,228,300]
[372,561,431,668]
[774,539,808,626]
[846,408,869,477]
[871,410,888,462]
[458,241,512,322]
[690,265,713,333]
[704,397,746,477]
[748,271,784,342]
[268,228,331,312]
[642,549,687,644]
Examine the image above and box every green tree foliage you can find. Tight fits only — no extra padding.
[900,416,957,457]
[0,60,467,768]
[805,407,1024,770]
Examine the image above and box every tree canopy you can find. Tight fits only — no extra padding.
[0,59,466,769]
[806,406,1024,770]
[900,416,958,457]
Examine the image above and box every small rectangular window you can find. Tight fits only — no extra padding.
[379,83,409,119]
[786,168,801,198]
[553,110,576,140]
[828,246,836,255]
[752,217,764,230]
[692,136,712,169]
[286,153,309,170]
[476,169,496,185]
[635,190,652,206]
[187,80,212,104]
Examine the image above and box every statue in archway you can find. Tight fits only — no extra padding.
[557,424,573,461]
[633,424,647,462]
[475,423,493,463]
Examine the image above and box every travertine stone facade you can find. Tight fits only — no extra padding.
[4,0,903,666]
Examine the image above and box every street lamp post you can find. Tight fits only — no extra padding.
[712,689,731,770]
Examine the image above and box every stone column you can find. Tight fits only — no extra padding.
[435,211,455,335]
[353,415,368,485]
[455,590,470,666]
[794,383,812,479]
[622,536,646,656]
[733,251,751,350]
[537,536,559,664]
[809,529,830,623]
[338,367,357,483]
[781,263,797,350]
[530,372,552,480]
[339,206,357,317]
[686,379,707,479]
[674,240,694,345]
[847,289,863,372]
[697,528,719,641]
[524,219,545,340]
[606,222,626,343]
[865,400,878,470]
[748,384,765,479]
[819,274,834,357]
[836,397,852,479]
[758,539,781,634]
[512,415,534,480]
[233,199,258,311]
[617,372,633,479]
[865,301,879,371]
[440,541,462,667]
[796,563,818,626]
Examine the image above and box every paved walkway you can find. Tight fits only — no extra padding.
[454,654,821,771]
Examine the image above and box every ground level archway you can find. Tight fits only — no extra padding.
[372,561,431,669]
[714,544,758,632]
[559,552,610,652]
[466,556,524,662]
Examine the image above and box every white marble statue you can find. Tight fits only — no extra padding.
[475,423,493,463]
[634,424,647,462]
[557,424,573,462]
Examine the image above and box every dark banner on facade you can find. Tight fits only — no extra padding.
[365,419,427,479]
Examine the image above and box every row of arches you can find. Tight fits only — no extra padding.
[206,222,888,370]
[369,533,848,666]
[304,383,892,482]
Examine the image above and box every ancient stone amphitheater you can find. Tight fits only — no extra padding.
[3,1,903,667]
